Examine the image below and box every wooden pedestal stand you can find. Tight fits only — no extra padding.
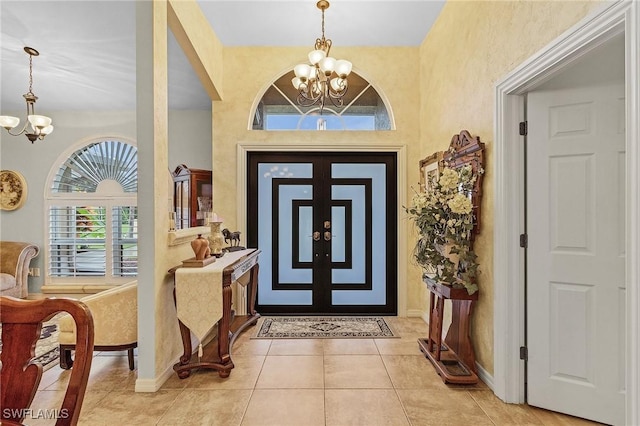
[418,277,479,384]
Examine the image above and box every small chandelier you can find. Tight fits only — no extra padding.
[0,47,54,143]
[291,0,352,113]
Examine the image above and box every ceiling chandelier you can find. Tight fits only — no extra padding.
[291,0,352,113]
[0,47,54,143]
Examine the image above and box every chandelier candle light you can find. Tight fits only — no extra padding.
[0,47,54,143]
[292,0,352,113]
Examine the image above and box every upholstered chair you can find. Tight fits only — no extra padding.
[0,241,39,298]
[59,280,137,370]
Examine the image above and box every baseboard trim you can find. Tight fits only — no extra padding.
[406,309,426,319]
[476,361,495,391]
[135,358,178,392]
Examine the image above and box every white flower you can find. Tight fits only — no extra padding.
[448,193,473,214]
[405,165,480,295]
[438,168,459,190]
[412,193,428,209]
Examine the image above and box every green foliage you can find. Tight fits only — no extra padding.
[405,165,480,295]
[76,207,106,239]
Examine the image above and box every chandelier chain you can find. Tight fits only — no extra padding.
[321,6,325,41]
[28,54,34,95]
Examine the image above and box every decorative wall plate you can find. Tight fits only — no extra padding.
[0,170,27,211]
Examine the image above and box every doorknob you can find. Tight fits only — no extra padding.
[324,231,332,241]
[313,231,321,241]
[324,221,331,229]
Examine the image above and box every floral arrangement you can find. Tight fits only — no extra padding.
[405,164,480,295]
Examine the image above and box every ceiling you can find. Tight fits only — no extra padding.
[0,1,445,112]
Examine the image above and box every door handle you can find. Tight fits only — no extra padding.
[324,231,332,241]
[313,231,321,241]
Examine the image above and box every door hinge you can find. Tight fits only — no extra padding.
[520,346,528,361]
[519,121,528,136]
[519,233,528,248]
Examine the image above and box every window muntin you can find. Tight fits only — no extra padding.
[46,140,137,284]
[51,141,137,193]
[252,71,391,131]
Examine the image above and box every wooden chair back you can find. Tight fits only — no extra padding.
[0,297,94,426]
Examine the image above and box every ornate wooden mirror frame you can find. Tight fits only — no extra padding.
[442,130,485,243]
[418,151,444,194]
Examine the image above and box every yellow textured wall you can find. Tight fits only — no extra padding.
[151,0,226,378]
[419,0,605,375]
[212,47,426,313]
[150,0,184,379]
[168,0,224,100]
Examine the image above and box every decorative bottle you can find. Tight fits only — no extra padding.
[208,221,224,256]
[191,234,210,260]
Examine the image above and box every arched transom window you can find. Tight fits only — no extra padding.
[46,139,137,285]
[252,70,393,131]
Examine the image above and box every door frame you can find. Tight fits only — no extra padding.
[237,143,408,316]
[493,1,640,424]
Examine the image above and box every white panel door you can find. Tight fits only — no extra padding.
[527,84,625,425]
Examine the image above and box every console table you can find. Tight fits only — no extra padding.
[418,276,479,384]
[169,248,260,379]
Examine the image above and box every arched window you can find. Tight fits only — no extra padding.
[46,139,137,286]
[251,70,393,131]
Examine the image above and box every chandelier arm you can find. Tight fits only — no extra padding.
[4,100,33,136]
[328,84,348,99]
[297,91,323,108]
[5,123,29,136]
[327,92,345,109]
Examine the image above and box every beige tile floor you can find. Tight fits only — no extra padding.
[29,317,602,426]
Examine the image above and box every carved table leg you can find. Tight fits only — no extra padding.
[175,320,193,378]
[444,299,477,374]
[218,283,233,370]
[427,290,436,352]
[434,296,445,361]
[248,264,260,321]
[171,284,195,378]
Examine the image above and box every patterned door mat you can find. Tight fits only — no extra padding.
[253,316,397,339]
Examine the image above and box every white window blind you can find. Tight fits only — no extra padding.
[49,206,107,277]
[112,206,137,276]
[46,139,138,285]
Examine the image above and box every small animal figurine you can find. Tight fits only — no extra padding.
[222,228,242,247]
